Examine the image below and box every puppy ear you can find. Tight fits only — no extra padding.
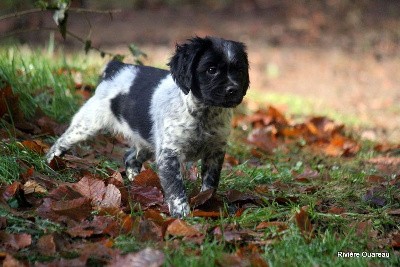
[168,37,211,95]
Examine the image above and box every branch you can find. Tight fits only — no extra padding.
[0,27,116,58]
[0,8,42,21]
[0,7,121,21]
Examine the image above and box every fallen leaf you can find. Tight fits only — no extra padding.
[98,184,121,209]
[191,210,222,218]
[51,197,92,221]
[48,156,67,171]
[36,115,68,135]
[2,253,25,267]
[190,188,214,208]
[71,175,106,205]
[391,233,400,248]
[387,209,400,216]
[216,253,250,267]
[327,206,346,214]
[225,154,239,166]
[247,127,278,153]
[133,169,162,190]
[3,182,23,201]
[21,140,47,155]
[143,209,165,225]
[130,186,164,209]
[138,219,163,242]
[295,206,313,238]
[23,180,47,195]
[225,189,258,203]
[256,221,288,231]
[166,219,201,237]
[362,186,387,207]
[213,226,242,243]
[0,231,31,251]
[366,175,387,184]
[109,248,164,267]
[37,234,56,256]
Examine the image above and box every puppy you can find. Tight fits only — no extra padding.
[46,36,250,217]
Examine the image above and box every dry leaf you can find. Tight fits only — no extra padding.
[109,248,164,267]
[166,219,201,237]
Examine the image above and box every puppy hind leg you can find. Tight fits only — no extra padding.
[124,147,152,181]
[46,98,105,162]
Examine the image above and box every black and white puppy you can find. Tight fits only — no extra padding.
[46,37,250,217]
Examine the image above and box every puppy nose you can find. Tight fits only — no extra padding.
[226,86,239,96]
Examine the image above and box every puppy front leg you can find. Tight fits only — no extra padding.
[157,148,190,218]
[124,147,152,181]
[200,150,225,192]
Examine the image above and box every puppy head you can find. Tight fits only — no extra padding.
[168,37,249,108]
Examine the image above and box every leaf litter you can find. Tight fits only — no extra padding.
[1,78,399,266]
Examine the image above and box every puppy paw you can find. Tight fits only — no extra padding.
[126,166,141,181]
[167,197,190,218]
[46,146,64,163]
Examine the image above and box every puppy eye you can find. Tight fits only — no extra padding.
[207,67,217,75]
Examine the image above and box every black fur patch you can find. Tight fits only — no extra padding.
[102,61,126,80]
[110,66,169,141]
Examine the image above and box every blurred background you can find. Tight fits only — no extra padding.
[1,0,400,141]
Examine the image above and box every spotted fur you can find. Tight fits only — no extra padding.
[46,36,250,218]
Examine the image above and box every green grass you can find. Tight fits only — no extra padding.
[1,45,399,266]
[0,45,101,122]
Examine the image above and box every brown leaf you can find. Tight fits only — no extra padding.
[0,231,31,251]
[51,197,92,221]
[71,175,106,205]
[216,253,250,267]
[37,234,56,256]
[48,156,67,171]
[0,84,23,121]
[191,210,222,218]
[391,233,400,248]
[23,180,47,195]
[66,216,120,238]
[36,115,68,135]
[166,219,201,237]
[295,206,313,238]
[3,182,23,201]
[48,184,83,201]
[225,154,239,166]
[247,127,278,153]
[21,140,47,155]
[190,188,214,208]
[138,219,163,242]
[143,209,165,225]
[226,189,258,203]
[130,186,164,209]
[366,175,387,184]
[133,169,162,190]
[98,184,121,209]
[388,209,400,216]
[256,221,288,231]
[327,206,346,214]
[2,253,25,267]
[294,168,320,182]
[109,248,164,267]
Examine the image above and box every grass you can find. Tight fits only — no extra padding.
[1,45,399,266]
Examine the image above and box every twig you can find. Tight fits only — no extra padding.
[0,8,42,21]
[0,27,115,58]
[0,7,121,21]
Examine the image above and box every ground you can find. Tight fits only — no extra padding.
[0,1,399,266]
